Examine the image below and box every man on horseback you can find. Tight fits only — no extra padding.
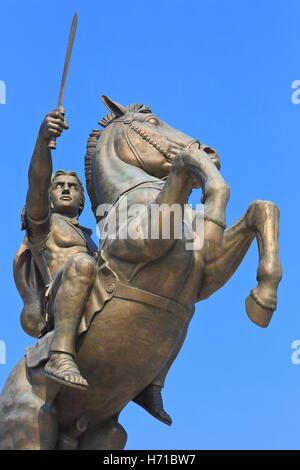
[1,93,281,449]
[17,106,172,424]
[21,106,97,390]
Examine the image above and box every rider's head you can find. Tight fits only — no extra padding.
[49,170,85,217]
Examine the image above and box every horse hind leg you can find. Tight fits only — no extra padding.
[245,200,282,327]
[78,415,127,450]
[0,358,59,449]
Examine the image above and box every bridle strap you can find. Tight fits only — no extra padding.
[108,114,201,170]
[124,124,152,174]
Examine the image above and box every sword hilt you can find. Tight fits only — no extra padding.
[48,106,64,150]
[48,136,57,150]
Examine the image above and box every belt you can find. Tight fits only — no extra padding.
[114,282,189,317]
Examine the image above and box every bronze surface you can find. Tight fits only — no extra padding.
[0,93,282,449]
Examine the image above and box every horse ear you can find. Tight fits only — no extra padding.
[101,95,127,117]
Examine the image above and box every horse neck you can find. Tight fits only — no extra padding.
[93,123,159,210]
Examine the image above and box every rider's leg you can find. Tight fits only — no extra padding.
[134,321,189,425]
[44,253,96,390]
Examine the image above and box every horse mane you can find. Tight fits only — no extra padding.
[84,129,103,214]
[84,103,152,214]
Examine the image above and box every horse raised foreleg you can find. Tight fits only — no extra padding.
[158,148,230,244]
[245,200,282,327]
[109,148,229,263]
[197,200,282,327]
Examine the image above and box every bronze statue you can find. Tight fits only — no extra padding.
[18,107,97,390]
[0,94,282,450]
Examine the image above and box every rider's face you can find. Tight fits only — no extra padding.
[50,175,81,216]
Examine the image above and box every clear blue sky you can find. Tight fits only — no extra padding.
[0,0,300,450]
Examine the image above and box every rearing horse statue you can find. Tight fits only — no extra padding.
[0,96,282,450]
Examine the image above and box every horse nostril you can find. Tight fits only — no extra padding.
[203,146,215,155]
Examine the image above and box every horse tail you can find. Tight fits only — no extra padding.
[84,129,102,216]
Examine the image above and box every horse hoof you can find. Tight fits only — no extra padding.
[245,293,274,328]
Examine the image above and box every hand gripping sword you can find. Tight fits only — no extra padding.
[48,12,78,150]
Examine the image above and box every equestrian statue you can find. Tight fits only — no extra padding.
[0,94,282,450]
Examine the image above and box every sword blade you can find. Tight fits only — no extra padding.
[57,12,78,107]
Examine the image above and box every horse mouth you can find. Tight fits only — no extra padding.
[210,157,221,171]
[167,146,182,158]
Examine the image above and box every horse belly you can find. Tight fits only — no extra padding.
[56,297,187,428]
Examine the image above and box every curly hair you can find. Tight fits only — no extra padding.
[49,170,85,215]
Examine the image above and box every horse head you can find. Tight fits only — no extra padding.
[85,95,220,215]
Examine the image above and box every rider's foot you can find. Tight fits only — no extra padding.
[44,352,89,391]
[133,384,172,426]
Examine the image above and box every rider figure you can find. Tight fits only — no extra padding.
[21,106,172,423]
[24,107,97,391]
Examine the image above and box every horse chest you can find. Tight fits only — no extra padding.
[158,241,204,301]
[125,239,205,305]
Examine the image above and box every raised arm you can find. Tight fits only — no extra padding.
[25,107,68,241]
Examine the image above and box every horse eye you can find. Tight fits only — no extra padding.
[147,117,159,126]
